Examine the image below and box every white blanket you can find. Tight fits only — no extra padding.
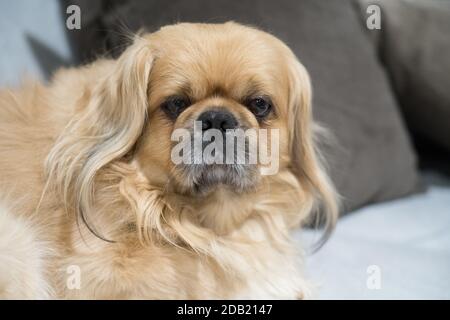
[295,172,450,299]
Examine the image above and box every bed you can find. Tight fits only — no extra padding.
[297,171,450,299]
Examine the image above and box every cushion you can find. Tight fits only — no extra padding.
[64,0,421,214]
[357,0,450,153]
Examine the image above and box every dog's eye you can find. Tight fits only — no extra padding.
[247,97,272,118]
[161,96,191,119]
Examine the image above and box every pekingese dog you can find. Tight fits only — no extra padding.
[0,22,337,299]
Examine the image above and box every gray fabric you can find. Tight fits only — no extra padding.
[358,0,450,153]
[66,0,421,214]
[61,0,124,63]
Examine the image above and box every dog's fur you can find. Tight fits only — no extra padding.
[0,22,337,299]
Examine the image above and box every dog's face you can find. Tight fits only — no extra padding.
[47,22,337,243]
[135,23,299,195]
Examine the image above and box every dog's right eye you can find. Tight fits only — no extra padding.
[161,96,191,119]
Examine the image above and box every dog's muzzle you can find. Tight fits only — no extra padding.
[172,108,260,194]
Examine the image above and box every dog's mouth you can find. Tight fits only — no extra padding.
[174,163,260,195]
[170,124,264,195]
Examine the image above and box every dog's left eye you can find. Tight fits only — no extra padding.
[247,97,272,118]
[161,96,191,119]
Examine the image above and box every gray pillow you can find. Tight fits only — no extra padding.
[67,0,421,213]
[357,0,450,153]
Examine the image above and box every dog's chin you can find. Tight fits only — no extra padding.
[173,164,260,196]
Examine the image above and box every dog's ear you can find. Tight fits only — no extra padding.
[287,56,339,248]
[45,37,154,240]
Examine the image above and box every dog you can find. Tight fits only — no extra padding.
[0,22,337,299]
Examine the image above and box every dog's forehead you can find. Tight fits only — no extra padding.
[149,23,287,98]
[158,24,281,64]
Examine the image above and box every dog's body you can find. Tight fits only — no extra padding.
[0,23,337,299]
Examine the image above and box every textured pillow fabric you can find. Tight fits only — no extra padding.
[65,0,420,214]
[357,0,450,153]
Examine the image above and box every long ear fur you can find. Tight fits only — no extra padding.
[45,37,154,240]
[287,56,339,250]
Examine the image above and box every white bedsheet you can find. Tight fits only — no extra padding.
[294,171,450,299]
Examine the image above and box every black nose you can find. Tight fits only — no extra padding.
[197,109,238,132]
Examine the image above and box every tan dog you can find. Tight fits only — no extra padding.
[0,22,337,299]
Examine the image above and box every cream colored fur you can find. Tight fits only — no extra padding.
[0,22,337,299]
